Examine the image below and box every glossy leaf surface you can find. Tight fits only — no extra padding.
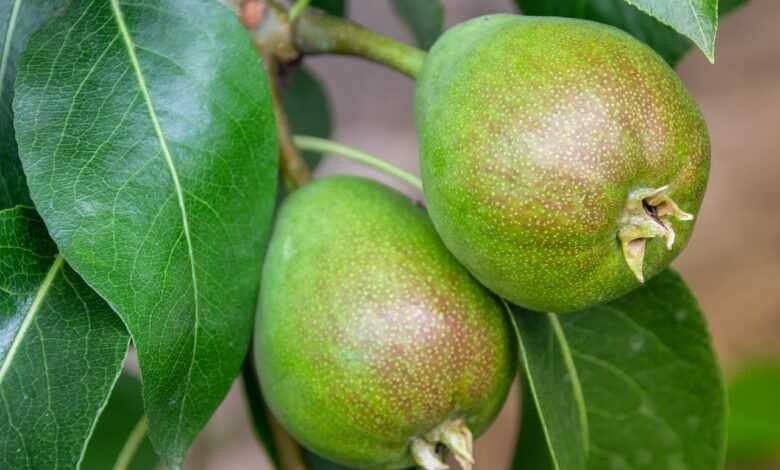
[14,0,278,465]
[0,207,130,469]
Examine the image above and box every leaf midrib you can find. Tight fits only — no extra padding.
[548,313,589,452]
[515,311,590,470]
[0,254,64,382]
[109,0,200,445]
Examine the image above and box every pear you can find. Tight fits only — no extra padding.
[255,176,517,469]
[416,15,709,313]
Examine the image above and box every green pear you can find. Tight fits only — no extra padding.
[416,15,710,313]
[255,176,517,469]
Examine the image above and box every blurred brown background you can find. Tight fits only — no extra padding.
[184,1,780,468]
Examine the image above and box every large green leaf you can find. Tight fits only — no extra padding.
[13,0,278,466]
[0,206,130,469]
[0,0,65,209]
[511,270,725,470]
[515,0,746,66]
[82,372,159,470]
[282,67,333,168]
[726,361,780,464]
[390,0,444,50]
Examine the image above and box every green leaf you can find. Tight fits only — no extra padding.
[622,0,718,62]
[82,373,159,470]
[311,0,347,17]
[13,0,278,465]
[0,206,130,469]
[390,0,444,50]
[726,361,780,463]
[511,270,726,470]
[514,0,688,65]
[0,0,66,209]
[515,0,746,66]
[282,67,333,168]
[512,379,557,469]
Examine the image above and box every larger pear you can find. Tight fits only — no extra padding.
[255,176,516,469]
[416,15,710,313]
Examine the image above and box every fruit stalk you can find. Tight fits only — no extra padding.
[113,416,149,470]
[293,135,423,191]
[292,9,426,78]
[239,0,426,78]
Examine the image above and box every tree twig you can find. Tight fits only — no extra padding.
[263,54,312,190]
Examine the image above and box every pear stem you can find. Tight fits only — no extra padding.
[292,9,426,78]
[293,135,423,192]
[238,1,426,78]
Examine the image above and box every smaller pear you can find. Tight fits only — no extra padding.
[256,176,516,469]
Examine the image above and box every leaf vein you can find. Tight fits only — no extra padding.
[110,0,201,445]
[0,254,64,382]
